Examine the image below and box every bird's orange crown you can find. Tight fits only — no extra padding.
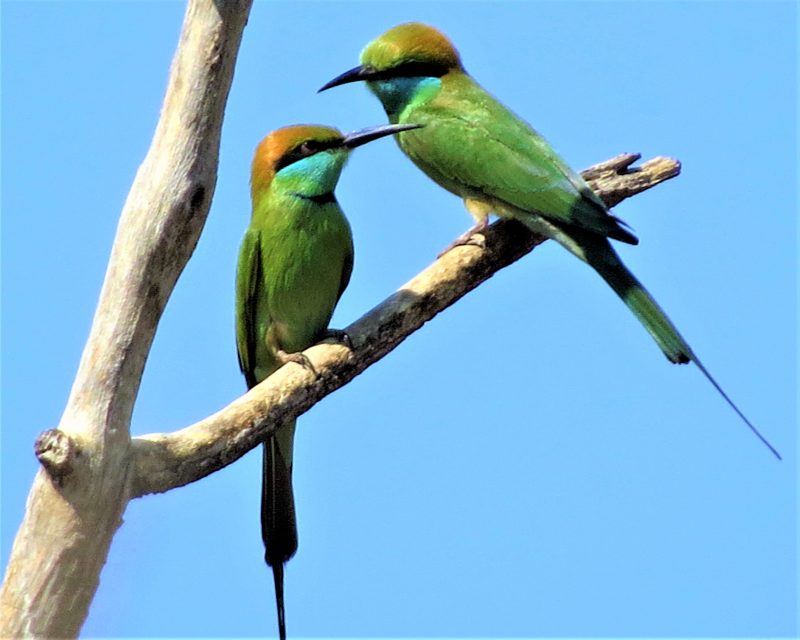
[361,22,462,71]
[251,124,343,197]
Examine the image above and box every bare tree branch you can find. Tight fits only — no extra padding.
[0,1,252,636]
[130,153,680,498]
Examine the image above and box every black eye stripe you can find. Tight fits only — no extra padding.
[274,138,342,173]
[370,60,449,81]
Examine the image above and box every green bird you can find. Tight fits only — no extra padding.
[236,122,421,640]
[320,22,780,459]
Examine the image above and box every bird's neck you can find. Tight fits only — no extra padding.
[367,75,442,121]
[292,191,337,205]
[270,151,346,200]
[254,186,337,216]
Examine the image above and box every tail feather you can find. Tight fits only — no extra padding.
[691,357,782,460]
[262,420,298,640]
[574,233,780,459]
[271,563,287,640]
[585,241,693,366]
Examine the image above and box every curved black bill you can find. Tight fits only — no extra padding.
[343,123,424,149]
[319,65,376,92]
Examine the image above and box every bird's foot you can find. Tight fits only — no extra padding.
[438,221,488,257]
[321,328,353,350]
[277,349,318,377]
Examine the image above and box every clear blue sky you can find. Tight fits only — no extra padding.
[2,1,796,638]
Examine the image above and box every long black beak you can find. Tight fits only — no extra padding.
[319,65,377,92]
[342,123,423,149]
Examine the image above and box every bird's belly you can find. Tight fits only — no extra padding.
[269,283,338,352]
[264,245,344,355]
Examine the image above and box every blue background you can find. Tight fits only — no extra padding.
[2,1,796,637]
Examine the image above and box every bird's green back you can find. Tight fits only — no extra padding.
[387,72,636,243]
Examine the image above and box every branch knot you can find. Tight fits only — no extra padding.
[34,429,79,485]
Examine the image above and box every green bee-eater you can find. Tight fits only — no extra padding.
[320,22,780,459]
[236,122,421,639]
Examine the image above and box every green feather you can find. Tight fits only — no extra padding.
[395,73,637,244]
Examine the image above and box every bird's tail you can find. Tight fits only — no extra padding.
[262,419,299,640]
[581,237,693,366]
[559,228,780,459]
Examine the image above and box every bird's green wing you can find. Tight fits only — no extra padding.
[402,80,636,243]
[235,227,263,389]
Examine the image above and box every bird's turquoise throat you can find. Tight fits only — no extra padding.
[368,76,441,119]
[274,150,346,198]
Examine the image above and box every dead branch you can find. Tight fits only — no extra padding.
[0,1,252,636]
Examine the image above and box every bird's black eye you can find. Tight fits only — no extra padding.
[299,141,319,156]
[373,60,450,81]
[274,138,339,173]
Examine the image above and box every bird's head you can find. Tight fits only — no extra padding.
[319,23,463,118]
[359,23,462,75]
[251,123,420,201]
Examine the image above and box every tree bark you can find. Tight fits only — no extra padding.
[0,0,681,635]
[0,0,252,636]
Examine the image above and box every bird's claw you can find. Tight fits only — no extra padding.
[438,229,486,257]
[438,219,489,257]
[277,349,318,377]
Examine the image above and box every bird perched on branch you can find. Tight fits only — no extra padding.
[320,22,779,459]
[236,122,421,640]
